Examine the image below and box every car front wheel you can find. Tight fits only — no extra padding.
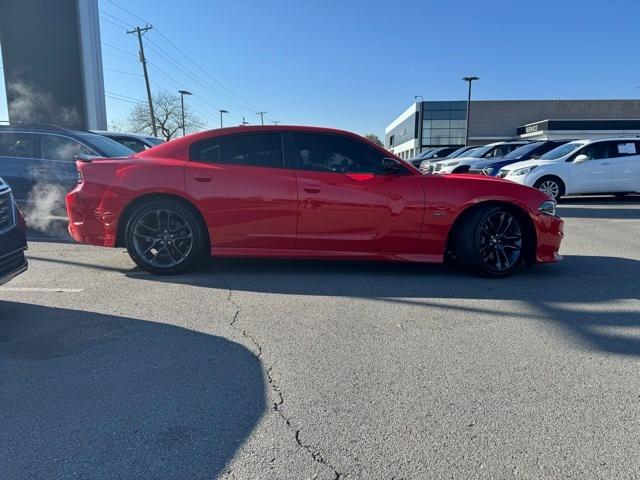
[534,176,564,201]
[455,206,524,277]
[125,199,205,274]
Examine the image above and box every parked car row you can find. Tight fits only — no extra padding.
[416,138,640,200]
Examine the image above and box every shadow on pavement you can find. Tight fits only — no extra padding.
[127,254,640,358]
[0,302,265,479]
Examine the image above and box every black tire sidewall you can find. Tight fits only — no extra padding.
[125,200,204,275]
[456,206,524,278]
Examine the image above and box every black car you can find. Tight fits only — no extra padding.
[0,177,28,286]
[468,140,572,176]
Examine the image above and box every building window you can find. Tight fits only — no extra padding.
[421,101,467,147]
[389,135,394,147]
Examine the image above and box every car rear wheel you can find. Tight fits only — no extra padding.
[125,199,205,275]
[455,206,524,277]
[533,176,564,201]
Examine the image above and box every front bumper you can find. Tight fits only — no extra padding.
[0,224,28,286]
[534,213,564,264]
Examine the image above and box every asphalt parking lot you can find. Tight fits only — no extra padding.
[1,196,639,480]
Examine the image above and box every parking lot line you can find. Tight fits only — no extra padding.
[0,287,84,293]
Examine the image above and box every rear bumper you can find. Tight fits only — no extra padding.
[534,213,564,264]
[66,186,118,247]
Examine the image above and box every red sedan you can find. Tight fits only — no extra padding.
[66,126,563,277]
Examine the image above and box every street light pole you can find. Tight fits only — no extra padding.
[178,90,192,136]
[218,109,228,128]
[256,111,267,125]
[462,76,479,146]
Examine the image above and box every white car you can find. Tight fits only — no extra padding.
[497,138,640,200]
[429,141,529,174]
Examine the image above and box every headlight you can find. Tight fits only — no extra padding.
[511,165,537,176]
[445,161,459,167]
[539,200,557,216]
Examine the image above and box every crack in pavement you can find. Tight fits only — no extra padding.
[218,275,343,480]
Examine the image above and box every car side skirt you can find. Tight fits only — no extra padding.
[211,246,443,263]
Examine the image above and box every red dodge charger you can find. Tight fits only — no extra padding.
[66,126,563,277]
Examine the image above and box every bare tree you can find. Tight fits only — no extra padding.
[364,133,383,147]
[127,91,203,140]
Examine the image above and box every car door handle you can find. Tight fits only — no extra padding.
[303,187,321,193]
[194,176,213,183]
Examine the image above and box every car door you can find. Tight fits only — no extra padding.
[568,141,613,194]
[0,131,37,202]
[287,132,425,254]
[185,132,298,250]
[609,141,640,193]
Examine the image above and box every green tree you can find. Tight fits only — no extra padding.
[364,133,383,147]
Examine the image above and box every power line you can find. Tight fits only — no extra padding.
[103,42,137,57]
[103,0,268,114]
[104,67,142,77]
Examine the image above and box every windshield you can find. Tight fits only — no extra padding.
[539,141,586,160]
[500,142,541,160]
[448,146,479,158]
[77,133,135,157]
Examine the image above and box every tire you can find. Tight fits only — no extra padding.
[533,176,564,201]
[125,199,205,275]
[454,205,524,277]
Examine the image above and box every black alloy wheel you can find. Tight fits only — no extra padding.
[126,200,204,274]
[455,205,525,277]
[476,210,523,274]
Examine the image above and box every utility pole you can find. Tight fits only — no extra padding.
[256,111,267,125]
[128,25,157,137]
[241,117,249,126]
[272,120,281,125]
[462,76,479,146]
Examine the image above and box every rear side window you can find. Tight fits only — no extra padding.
[221,133,283,167]
[41,135,92,161]
[0,132,35,158]
[192,133,284,168]
[289,132,386,174]
[610,141,639,157]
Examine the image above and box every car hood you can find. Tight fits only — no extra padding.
[498,158,559,172]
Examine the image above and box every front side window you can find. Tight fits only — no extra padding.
[290,133,387,174]
[576,142,611,161]
[0,132,34,158]
[41,135,92,161]
[220,133,283,168]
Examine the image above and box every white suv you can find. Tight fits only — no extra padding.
[498,138,640,200]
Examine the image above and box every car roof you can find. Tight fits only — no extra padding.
[0,124,91,138]
[136,125,398,160]
[91,130,161,141]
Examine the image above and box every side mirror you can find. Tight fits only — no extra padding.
[381,157,403,174]
[573,154,589,164]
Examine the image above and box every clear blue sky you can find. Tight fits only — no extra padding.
[2,0,640,137]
